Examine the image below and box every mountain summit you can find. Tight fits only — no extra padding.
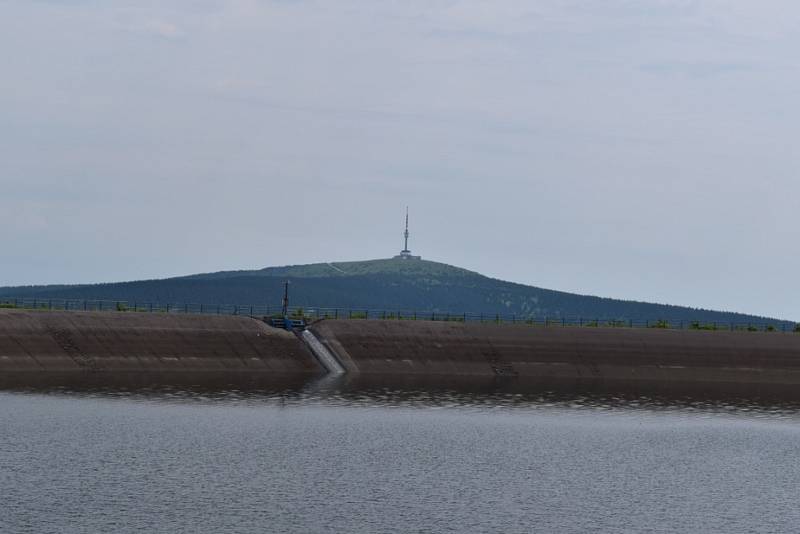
[0,258,789,325]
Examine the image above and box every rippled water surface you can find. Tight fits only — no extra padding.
[3,379,800,533]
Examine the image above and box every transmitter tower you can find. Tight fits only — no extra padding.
[394,207,421,260]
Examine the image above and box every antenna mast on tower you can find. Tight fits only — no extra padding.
[403,207,410,253]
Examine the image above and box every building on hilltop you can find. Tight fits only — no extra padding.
[394,207,421,260]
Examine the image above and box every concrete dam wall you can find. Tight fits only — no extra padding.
[0,310,321,375]
[310,320,800,385]
[3,310,800,386]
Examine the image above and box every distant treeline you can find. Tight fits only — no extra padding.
[0,270,790,328]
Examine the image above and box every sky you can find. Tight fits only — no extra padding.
[1,0,798,319]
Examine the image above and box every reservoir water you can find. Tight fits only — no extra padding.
[2,378,800,533]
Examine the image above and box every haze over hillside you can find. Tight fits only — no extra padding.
[0,258,791,326]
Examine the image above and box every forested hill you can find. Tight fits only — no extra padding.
[0,258,790,325]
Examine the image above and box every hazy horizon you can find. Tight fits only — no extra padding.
[2,1,798,320]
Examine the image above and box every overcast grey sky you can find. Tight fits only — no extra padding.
[1,1,798,319]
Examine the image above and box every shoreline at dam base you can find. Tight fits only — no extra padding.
[2,309,800,396]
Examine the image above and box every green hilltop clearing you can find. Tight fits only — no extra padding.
[183,258,475,280]
[0,258,791,327]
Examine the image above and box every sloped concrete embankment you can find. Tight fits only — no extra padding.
[6,310,800,386]
[0,310,322,375]
[309,319,800,385]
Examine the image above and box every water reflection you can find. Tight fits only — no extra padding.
[3,371,800,418]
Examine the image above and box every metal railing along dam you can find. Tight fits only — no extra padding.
[1,296,798,334]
